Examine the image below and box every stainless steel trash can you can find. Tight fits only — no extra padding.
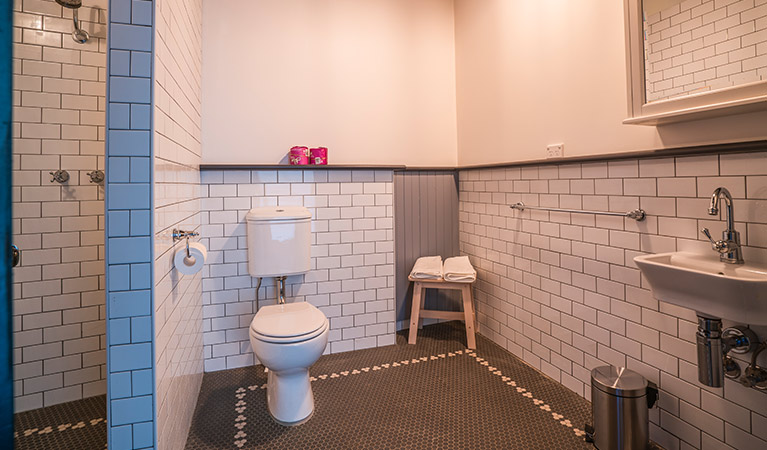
[586,366,658,450]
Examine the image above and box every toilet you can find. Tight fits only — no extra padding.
[245,206,329,425]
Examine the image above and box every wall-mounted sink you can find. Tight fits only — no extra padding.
[634,252,767,325]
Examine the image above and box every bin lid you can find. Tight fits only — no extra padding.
[246,206,311,221]
[591,366,648,397]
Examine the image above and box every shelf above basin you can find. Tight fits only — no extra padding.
[634,252,767,325]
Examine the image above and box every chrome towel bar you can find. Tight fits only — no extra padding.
[510,202,646,221]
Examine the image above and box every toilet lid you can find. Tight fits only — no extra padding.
[250,302,327,339]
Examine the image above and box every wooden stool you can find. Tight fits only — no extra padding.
[407,276,476,349]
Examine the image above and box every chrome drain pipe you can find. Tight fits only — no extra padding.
[697,317,724,387]
[696,316,758,387]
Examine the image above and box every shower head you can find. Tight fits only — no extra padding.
[56,0,82,8]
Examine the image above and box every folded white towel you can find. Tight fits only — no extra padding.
[443,256,476,283]
[409,256,443,280]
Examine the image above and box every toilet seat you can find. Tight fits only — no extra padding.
[251,322,328,344]
[251,302,328,344]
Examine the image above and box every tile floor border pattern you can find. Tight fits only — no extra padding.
[14,416,105,439]
[13,394,108,450]
[230,348,587,448]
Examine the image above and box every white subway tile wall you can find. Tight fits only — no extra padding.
[153,1,204,449]
[200,169,396,371]
[459,151,767,450]
[644,0,767,102]
[12,0,107,412]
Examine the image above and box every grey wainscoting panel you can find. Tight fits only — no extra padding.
[394,171,460,329]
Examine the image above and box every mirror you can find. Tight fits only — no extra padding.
[623,0,767,124]
[643,0,766,103]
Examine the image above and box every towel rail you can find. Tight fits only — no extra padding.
[510,202,646,221]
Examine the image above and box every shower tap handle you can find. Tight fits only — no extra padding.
[87,170,105,184]
[50,170,70,184]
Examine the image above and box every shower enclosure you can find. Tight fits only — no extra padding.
[11,0,107,447]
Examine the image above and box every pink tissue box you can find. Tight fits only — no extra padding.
[310,147,328,165]
[289,146,310,165]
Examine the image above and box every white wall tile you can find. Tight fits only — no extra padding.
[153,1,204,449]
[200,170,396,373]
[12,0,107,412]
[459,152,767,449]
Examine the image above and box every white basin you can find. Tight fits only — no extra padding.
[634,252,767,325]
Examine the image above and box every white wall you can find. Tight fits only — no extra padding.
[202,0,458,167]
[645,0,686,17]
[453,0,767,166]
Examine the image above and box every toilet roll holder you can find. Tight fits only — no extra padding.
[172,229,200,258]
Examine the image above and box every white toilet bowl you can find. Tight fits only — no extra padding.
[249,302,329,425]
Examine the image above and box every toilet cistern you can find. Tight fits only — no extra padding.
[700,187,744,264]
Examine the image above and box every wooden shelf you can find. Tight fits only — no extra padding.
[199,140,767,172]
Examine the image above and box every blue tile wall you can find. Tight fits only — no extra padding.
[111,24,153,51]
[133,422,154,448]
[111,50,132,76]
[110,372,133,399]
[106,1,156,449]
[109,319,131,345]
[109,130,152,156]
[109,290,151,318]
[111,396,153,426]
[111,425,133,450]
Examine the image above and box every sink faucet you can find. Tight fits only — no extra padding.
[701,187,744,264]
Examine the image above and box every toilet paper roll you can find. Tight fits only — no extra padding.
[174,242,207,275]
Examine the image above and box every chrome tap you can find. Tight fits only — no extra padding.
[701,187,744,264]
[277,276,287,305]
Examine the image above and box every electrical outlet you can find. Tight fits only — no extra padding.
[546,143,564,158]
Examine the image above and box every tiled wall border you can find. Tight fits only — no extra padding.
[105,0,156,449]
